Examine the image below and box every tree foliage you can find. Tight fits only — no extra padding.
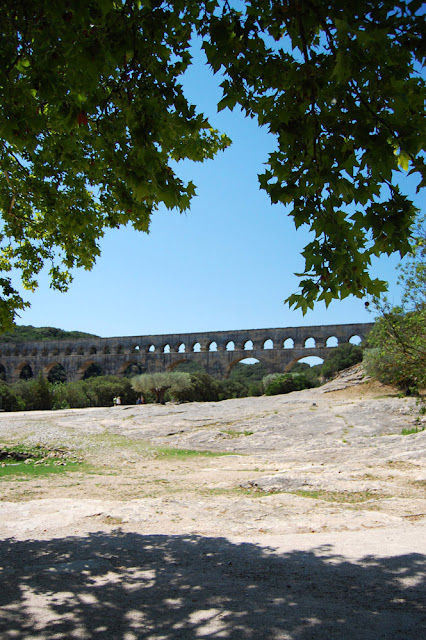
[398,213,426,310]
[364,305,426,392]
[0,1,425,328]
[321,342,363,378]
[131,371,192,403]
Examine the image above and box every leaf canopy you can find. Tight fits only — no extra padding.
[0,0,425,330]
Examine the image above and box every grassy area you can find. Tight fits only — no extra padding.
[401,425,425,435]
[0,444,86,478]
[152,447,231,459]
[290,489,384,503]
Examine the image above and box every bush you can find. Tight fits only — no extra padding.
[364,306,426,393]
[321,343,363,379]
[263,372,313,396]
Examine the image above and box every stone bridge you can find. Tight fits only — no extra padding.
[0,323,373,383]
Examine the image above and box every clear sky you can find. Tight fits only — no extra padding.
[12,47,424,339]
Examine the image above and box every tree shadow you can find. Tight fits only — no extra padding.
[0,532,424,639]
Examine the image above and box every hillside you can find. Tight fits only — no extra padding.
[0,325,99,343]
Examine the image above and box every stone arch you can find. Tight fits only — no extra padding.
[0,363,6,381]
[244,340,253,350]
[168,358,190,371]
[46,362,67,383]
[103,346,111,355]
[283,338,294,349]
[89,346,97,355]
[263,338,273,350]
[163,344,171,354]
[178,343,186,353]
[77,346,85,356]
[226,341,235,351]
[304,337,316,348]
[226,355,262,378]
[284,355,324,372]
[208,341,217,352]
[148,344,156,352]
[132,344,140,353]
[31,348,38,356]
[326,336,338,347]
[192,342,201,353]
[79,361,103,380]
[17,363,33,380]
[115,345,123,354]
[121,361,144,377]
[65,347,72,356]
[349,335,362,345]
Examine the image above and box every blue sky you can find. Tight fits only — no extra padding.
[13,47,424,339]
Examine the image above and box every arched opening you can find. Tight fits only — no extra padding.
[89,346,97,355]
[0,364,6,381]
[115,345,123,354]
[326,336,338,347]
[82,362,103,379]
[52,348,59,356]
[283,338,294,349]
[263,339,273,350]
[103,346,111,355]
[123,363,144,378]
[228,358,266,393]
[304,337,316,348]
[163,344,171,353]
[208,341,217,352]
[296,356,324,367]
[238,357,260,365]
[178,343,186,353]
[148,344,155,352]
[133,345,140,353]
[47,363,67,384]
[19,364,33,380]
[77,347,85,356]
[349,335,362,345]
[244,340,253,350]
[192,342,201,353]
[226,341,235,351]
[65,347,72,356]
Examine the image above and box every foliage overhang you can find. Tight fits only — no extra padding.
[0,0,424,329]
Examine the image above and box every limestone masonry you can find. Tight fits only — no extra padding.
[0,323,373,383]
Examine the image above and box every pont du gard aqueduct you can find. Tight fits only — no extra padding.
[0,323,374,384]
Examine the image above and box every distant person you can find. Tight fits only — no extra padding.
[116,396,121,406]
[113,396,117,406]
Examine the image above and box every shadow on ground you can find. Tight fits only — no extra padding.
[0,532,424,639]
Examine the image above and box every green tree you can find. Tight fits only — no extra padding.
[364,305,426,393]
[0,1,424,327]
[398,213,426,310]
[321,343,363,379]
[131,371,192,404]
[364,212,426,393]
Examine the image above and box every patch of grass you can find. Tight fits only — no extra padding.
[0,444,86,478]
[220,429,254,438]
[153,447,231,459]
[290,489,384,503]
[401,425,425,435]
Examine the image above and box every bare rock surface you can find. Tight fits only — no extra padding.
[0,372,425,638]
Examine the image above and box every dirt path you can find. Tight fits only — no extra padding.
[0,374,425,638]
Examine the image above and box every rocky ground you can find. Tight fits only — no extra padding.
[0,367,425,639]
